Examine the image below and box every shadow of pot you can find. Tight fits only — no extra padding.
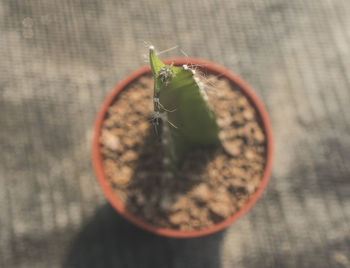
[63,204,225,268]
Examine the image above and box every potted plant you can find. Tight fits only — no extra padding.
[92,46,273,238]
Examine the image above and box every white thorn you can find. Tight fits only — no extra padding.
[180,48,189,58]
[149,45,155,51]
[194,77,200,83]
[183,64,189,70]
[191,69,196,75]
[156,45,178,56]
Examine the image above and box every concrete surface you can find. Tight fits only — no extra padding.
[1,0,349,267]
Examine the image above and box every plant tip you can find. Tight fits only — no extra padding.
[149,45,155,51]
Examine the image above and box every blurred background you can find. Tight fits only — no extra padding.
[1,0,349,267]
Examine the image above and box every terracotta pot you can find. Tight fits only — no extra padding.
[92,58,273,238]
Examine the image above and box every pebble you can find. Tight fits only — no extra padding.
[236,195,249,208]
[223,139,243,156]
[231,167,246,177]
[243,109,254,121]
[209,202,232,219]
[246,183,256,194]
[229,177,246,188]
[217,117,231,128]
[103,118,115,129]
[139,121,149,132]
[254,130,265,143]
[171,195,189,212]
[100,130,120,151]
[122,150,138,162]
[215,79,231,91]
[237,97,248,107]
[245,122,259,135]
[244,149,255,160]
[103,160,118,176]
[111,166,132,187]
[191,183,211,202]
[123,137,135,148]
[169,211,190,226]
[232,115,245,126]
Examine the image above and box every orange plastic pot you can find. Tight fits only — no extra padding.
[92,58,273,238]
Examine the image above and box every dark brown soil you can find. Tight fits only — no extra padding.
[100,74,266,231]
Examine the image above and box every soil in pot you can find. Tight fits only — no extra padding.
[99,74,266,231]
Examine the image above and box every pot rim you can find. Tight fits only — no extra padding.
[92,58,274,238]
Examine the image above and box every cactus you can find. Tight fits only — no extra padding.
[149,47,220,169]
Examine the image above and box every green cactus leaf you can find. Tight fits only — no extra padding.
[149,48,220,168]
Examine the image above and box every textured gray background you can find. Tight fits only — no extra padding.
[1,0,350,267]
